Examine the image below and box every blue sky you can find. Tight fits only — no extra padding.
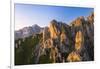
[15,3,94,30]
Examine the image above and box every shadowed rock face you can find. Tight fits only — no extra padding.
[15,12,94,65]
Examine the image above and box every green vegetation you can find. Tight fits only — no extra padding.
[39,48,53,64]
[15,34,42,65]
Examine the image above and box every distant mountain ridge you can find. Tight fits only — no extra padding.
[15,24,43,39]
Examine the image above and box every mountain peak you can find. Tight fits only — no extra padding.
[70,16,85,27]
[32,24,40,28]
[87,12,94,24]
[50,19,57,24]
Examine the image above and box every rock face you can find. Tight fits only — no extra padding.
[49,20,60,39]
[75,31,83,51]
[15,12,94,65]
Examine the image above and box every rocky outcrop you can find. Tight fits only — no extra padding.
[75,31,83,51]
[67,12,94,62]
[49,20,60,39]
[67,51,81,62]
